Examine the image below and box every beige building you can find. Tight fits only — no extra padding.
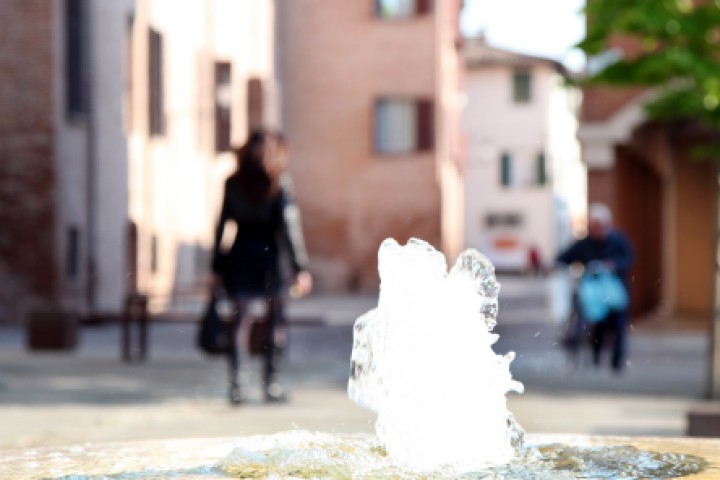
[462,37,585,272]
[0,0,279,324]
[278,0,465,290]
[128,0,278,312]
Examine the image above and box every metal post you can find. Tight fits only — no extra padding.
[122,293,148,362]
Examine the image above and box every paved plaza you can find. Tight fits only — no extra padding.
[0,278,715,452]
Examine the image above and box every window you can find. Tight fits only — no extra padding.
[500,152,513,187]
[247,77,264,134]
[375,0,432,19]
[124,15,135,132]
[214,62,232,152]
[66,226,80,278]
[148,28,165,136]
[150,235,159,274]
[65,0,88,118]
[485,213,523,228]
[126,221,138,293]
[374,98,434,155]
[512,70,532,103]
[536,151,547,186]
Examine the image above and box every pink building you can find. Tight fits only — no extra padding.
[279,0,465,290]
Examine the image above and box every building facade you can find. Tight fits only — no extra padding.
[579,85,715,320]
[577,30,716,320]
[128,0,278,312]
[462,37,585,272]
[278,0,464,290]
[0,0,465,325]
[0,0,133,324]
[0,0,278,323]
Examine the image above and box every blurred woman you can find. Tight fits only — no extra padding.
[211,129,312,404]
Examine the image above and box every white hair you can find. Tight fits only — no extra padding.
[588,202,613,226]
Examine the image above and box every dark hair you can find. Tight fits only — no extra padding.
[232,129,280,203]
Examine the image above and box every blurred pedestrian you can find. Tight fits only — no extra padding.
[211,129,312,404]
[556,203,634,372]
[527,245,543,276]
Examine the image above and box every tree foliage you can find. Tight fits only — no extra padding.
[579,0,720,128]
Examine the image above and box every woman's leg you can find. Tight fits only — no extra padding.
[227,299,247,404]
[262,294,288,402]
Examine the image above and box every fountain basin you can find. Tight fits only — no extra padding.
[1,433,718,479]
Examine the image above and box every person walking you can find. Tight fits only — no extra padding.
[211,129,312,404]
[556,203,634,372]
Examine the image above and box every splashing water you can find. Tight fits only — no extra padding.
[348,238,524,473]
[33,433,709,479]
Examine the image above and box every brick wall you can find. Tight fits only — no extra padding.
[280,0,443,291]
[0,1,56,323]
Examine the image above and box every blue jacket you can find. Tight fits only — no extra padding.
[557,229,634,283]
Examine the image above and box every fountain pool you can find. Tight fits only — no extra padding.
[0,433,717,479]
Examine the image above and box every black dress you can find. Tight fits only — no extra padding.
[212,174,308,297]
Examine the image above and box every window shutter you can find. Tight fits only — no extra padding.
[501,153,512,187]
[214,62,232,153]
[148,28,165,136]
[126,221,138,293]
[416,0,432,15]
[124,15,135,132]
[65,0,88,117]
[150,235,159,274]
[247,77,264,133]
[512,70,532,103]
[415,99,434,151]
[536,152,547,186]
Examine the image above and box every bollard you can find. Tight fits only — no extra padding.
[27,307,79,351]
[122,293,149,362]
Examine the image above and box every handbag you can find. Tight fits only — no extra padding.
[197,292,230,355]
[577,267,628,323]
[598,270,629,311]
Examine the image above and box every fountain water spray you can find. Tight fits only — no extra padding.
[349,238,525,473]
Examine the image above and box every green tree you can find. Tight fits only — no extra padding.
[578,0,720,398]
[580,0,720,130]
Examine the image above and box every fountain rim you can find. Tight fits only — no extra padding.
[1,433,719,479]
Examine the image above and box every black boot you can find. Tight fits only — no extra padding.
[228,349,244,405]
[263,376,287,403]
[229,381,243,405]
[262,347,288,403]
[226,301,245,405]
